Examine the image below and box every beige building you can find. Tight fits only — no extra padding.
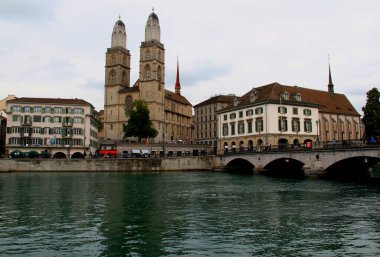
[193,95,235,149]
[218,73,363,153]
[103,10,192,144]
[5,97,98,158]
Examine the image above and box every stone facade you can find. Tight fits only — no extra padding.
[103,11,192,144]
[5,98,99,158]
[193,95,235,149]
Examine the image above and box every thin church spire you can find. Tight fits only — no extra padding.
[328,55,334,93]
[175,56,181,95]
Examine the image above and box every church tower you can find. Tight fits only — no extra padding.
[139,9,166,143]
[104,18,131,140]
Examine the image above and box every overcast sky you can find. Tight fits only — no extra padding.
[0,0,379,114]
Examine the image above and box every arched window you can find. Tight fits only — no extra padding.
[145,49,151,60]
[109,69,116,84]
[144,64,151,80]
[125,95,133,112]
[157,66,162,82]
[122,71,127,85]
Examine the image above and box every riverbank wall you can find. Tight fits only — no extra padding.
[0,157,219,172]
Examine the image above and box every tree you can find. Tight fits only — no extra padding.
[362,87,380,138]
[123,99,158,141]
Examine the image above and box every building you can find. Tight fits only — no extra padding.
[5,97,98,158]
[217,68,362,153]
[103,10,193,144]
[0,114,6,157]
[193,95,235,149]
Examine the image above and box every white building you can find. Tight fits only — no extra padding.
[218,81,362,153]
[5,97,98,158]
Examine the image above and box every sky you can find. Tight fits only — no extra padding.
[0,0,379,114]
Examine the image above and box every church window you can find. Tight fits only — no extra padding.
[109,70,116,84]
[125,95,133,111]
[145,49,151,60]
[157,66,162,82]
[144,64,151,80]
[122,71,127,85]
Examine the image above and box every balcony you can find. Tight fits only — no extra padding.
[62,133,73,138]
[21,120,32,126]
[62,122,73,127]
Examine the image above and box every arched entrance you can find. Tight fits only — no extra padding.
[248,140,253,152]
[231,141,236,153]
[239,141,245,152]
[71,152,85,159]
[278,138,288,150]
[54,152,66,159]
[224,142,228,154]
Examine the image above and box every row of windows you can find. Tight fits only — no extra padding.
[197,122,217,132]
[144,49,162,61]
[223,107,312,121]
[7,127,84,135]
[198,131,218,139]
[11,106,84,115]
[12,115,84,124]
[8,137,84,146]
[222,118,314,136]
[195,105,217,115]
[197,115,217,123]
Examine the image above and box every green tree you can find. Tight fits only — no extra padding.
[123,99,158,141]
[362,87,380,137]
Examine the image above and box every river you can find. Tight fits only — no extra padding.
[0,172,379,256]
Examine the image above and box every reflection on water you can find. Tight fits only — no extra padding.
[0,172,379,256]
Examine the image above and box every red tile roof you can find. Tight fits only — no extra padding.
[220,82,360,116]
[7,97,94,108]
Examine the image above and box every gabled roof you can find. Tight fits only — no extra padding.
[123,79,192,106]
[193,94,235,108]
[220,82,359,116]
[165,90,192,106]
[7,97,94,108]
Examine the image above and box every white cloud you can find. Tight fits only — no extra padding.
[0,0,379,113]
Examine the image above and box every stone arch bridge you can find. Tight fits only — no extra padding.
[214,146,380,178]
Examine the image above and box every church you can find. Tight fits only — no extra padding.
[103,10,193,144]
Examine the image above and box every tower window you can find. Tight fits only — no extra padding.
[144,64,151,80]
[109,70,116,84]
[145,49,151,60]
[157,66,162,82]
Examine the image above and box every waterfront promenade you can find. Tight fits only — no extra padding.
[1,143,380,179]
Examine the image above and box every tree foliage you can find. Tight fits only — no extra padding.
[362,87,380,137]
[123,99,158,141]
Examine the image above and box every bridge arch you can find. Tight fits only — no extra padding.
[263,157,305,178]
[225,158,254,174]
[325,156,380,180]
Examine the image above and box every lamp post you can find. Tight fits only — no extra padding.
[316,120,320,148]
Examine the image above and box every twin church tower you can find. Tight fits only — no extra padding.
[103,10,193,143]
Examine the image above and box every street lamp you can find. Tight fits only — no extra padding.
[316,120,320,148]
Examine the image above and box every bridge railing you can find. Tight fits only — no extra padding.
[222,139,380,155]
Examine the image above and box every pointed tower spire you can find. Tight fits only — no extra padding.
[328,55,334,93]
[175,57,181,95]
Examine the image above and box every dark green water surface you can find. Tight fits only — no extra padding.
[0,172,379,257]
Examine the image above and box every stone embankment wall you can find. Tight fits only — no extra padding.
[0,157,218,172]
